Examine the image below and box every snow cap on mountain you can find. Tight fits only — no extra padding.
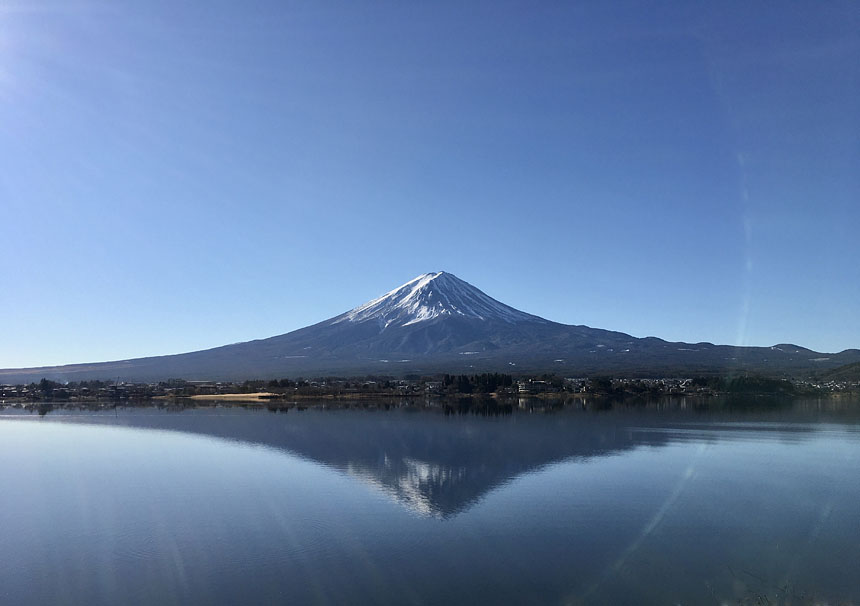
[333,272,544,329]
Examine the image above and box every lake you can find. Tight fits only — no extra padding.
[1,398,859,605]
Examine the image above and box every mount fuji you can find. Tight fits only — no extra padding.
[2,272,859,382]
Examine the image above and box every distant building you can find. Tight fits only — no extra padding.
[518,380,552,394]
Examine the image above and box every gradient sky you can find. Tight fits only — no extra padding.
[1,1,858,368]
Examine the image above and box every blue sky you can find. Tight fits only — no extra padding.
[1,1,858,367]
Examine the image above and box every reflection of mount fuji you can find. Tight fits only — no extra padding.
[47,407,686,517]
[37,406,829,517]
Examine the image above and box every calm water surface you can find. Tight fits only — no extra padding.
[1,399,859,605]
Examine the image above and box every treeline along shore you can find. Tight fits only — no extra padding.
[2,373,858,406]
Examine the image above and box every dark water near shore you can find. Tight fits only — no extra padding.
[1,398,859,605]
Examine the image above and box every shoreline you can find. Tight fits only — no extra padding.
[4,391,859,412]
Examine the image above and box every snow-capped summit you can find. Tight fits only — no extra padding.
[333,271,544,329]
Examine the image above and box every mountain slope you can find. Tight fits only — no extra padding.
[819,361,860,382]
[2,272,859,382]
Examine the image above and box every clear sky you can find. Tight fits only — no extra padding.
[1,1,858,368]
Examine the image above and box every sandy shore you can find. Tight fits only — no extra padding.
[187,392,278,402]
